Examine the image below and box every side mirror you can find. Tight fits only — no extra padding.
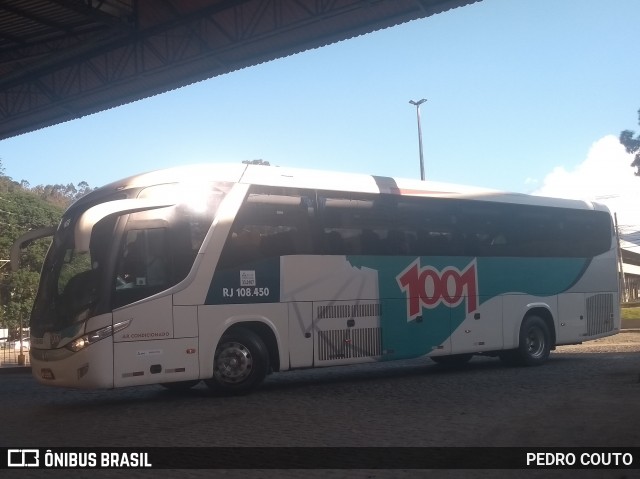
[10,227,57,272]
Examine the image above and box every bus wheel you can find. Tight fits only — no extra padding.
[431,354,473,366]
[205,328,269,395]
[507,315,551,367]
[160,380,200,391]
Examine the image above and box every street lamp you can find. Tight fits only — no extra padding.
[409,98,427,181]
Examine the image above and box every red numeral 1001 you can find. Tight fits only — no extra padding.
[396,259,478,319]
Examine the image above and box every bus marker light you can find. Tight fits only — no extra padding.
[186,348,196,354]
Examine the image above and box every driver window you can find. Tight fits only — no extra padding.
[114,228,169,307]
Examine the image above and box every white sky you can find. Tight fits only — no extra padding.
[533,135,640,249]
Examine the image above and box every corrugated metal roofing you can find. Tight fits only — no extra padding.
[0,0,479,141]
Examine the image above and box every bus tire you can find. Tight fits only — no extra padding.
[431,353,473,366]
[205,328,269,395]
[505,315,551,367]
[160,380,200,391]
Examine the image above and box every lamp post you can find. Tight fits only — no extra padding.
[409,98,427,181]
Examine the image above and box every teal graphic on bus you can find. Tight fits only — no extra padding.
[347,255,590,360]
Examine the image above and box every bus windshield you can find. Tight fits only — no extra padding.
[31,211,107,336]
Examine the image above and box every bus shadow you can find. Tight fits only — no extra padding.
[35,352,607,410]
[206,356,511,395]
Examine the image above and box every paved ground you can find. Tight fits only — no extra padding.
[1,332,639,479]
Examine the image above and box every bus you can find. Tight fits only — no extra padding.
[11,163,620,393]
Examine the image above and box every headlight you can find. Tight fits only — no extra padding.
[66,319,131,352]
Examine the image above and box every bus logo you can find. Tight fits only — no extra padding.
[396,259,478,320]
[50,333,61,348]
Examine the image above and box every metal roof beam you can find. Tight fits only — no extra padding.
[49,0,135,30]
[0,1,73,34]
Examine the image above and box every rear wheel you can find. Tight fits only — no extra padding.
[205,328,269,395]
[501,315,551,367]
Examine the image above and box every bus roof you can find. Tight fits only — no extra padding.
[241,164,608,213]
[83,163,609,214]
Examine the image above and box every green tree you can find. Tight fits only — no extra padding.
[0,188,62,336]
[0,159,96,335]
[0,188,63,269]
[0,169,64,335]
[620,108,640,175]
[1,269,40,338]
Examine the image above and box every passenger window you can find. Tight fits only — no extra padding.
[318,192,442,256]
[218,187,315,269]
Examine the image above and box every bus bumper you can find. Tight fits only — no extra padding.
[30,337,114,389]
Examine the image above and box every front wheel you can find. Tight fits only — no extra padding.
[502,315,551,367]
[205,328,269,395]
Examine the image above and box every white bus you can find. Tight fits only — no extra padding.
[12,163,620,393]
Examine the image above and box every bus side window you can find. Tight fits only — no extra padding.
[318,192,384,256]
[218,187,315,269]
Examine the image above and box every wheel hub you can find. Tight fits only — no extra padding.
[214,341,253,384]
[526,329,545,358]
